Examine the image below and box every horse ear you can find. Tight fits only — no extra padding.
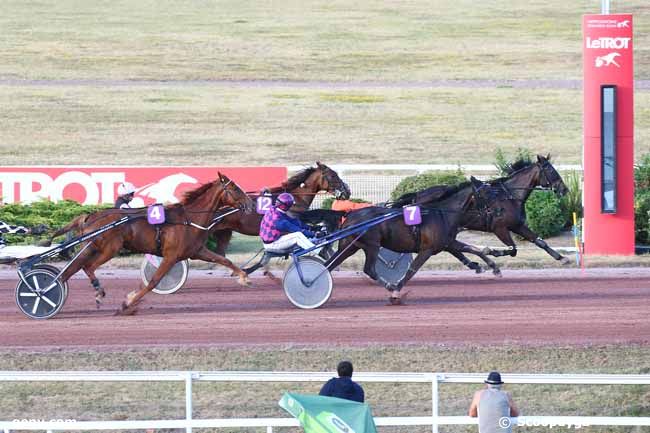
[546,153,552,161]
[316,161,322,167]
[536,154,545,163]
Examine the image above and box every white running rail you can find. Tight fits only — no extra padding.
[0,371,648,433]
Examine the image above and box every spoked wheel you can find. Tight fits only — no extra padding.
[140,255,190,295]
[374,247,413,288]
[283,256,333,309]
[15,265,67,319]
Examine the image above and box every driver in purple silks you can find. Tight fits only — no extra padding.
[259,192,317,253]
[319,360,365,403]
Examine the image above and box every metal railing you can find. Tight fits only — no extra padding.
[288,163,583,206]
[1,371,648,433]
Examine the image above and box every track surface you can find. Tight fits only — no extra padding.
[1,268,649,349]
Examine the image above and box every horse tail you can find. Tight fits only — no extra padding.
[37,214,89,247]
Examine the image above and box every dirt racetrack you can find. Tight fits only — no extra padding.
[1,268,649,350]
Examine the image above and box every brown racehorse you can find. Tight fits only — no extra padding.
[325,182,494,303]
[209,162,350,256]
[52,173,254,315]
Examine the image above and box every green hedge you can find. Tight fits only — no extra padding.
[635,154,650,244]
[390,170,467,201]
[0,200,109,245]
[524,190,567,238]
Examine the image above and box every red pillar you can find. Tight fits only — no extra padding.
[583,14,634,255]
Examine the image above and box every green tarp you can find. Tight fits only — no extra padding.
[279,392,378,433]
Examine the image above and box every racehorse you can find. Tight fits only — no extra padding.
[209,162,350,256]
[51,173,254,315]
[325,181,498,303]
[465,154,570,261]
[389,155,569,264]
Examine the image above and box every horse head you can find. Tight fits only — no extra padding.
[218,172,255,213]
[314,162,351,199]
[536,154,569,197]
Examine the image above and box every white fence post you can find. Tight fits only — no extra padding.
[185,372,193,433]
[266,426,273,433]
[432,374,439,433]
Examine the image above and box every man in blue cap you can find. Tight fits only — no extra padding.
[319,360,365,403]
[469,371,519,433]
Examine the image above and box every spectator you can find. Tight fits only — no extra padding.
[469,371,519,433]
[319,360,365,403]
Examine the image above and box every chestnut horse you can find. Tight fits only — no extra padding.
[52,173,254,315]
[209,162,350,256]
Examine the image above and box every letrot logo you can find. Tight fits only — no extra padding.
[586,37,631,49]
[595,52,621,68]
[130,173,198,207]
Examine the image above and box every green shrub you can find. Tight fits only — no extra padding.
[0,199,110,245]
[634,191,650,244]
[560,170,583,227]
[390,170,466,201]
[494,147,533,176]
[524,190,566,238]
[635,154,650,244]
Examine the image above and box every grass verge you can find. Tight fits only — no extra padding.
[0,345,648,433]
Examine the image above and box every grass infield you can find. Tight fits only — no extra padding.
[0,345,648,433]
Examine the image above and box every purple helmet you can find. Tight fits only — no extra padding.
[276,192,295,210]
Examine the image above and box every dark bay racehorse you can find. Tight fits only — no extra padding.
[325,182,497,303]
[210,162,350,256]
[466,155,570,261]
[51,174,254,315]
[390,155,569,265]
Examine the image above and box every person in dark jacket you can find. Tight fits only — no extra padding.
[319,360,365,403]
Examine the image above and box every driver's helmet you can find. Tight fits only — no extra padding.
[117,182,136,197]
[275,192,295,211]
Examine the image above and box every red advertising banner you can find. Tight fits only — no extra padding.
[583,14,634,255]
[0,167,287,206]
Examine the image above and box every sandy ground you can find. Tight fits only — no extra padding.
[1,268,649,350]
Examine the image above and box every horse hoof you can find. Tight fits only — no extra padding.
[114,302,137,316]
[493,268,503,277]
[474,266,484,274]
[388,296,402,306]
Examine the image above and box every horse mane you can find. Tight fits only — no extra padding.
[270,166,317,192]
[505,158,534,175]
[179,179,218,205]
[389,181,470,207]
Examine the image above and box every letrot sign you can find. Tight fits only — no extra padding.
[0,167,287,206]
[583,14,634,255]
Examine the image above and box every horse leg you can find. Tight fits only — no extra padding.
[512,224,570,264]
[191,246,251,286]
[445,249,483,273]
[58,242,109,306]
[116,258,178,316]
[211,230,232,257]
[361,246,380,282]
[387,248,434,304]
[482,227,518,257]
[448,240,501,276]
[81,246,125,308]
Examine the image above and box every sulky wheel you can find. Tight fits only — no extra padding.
[141,255,190,295]
[15,266,67,319]
[283,256,333,309]
[374,247,413,288]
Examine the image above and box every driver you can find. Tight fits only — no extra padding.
[259,193,318,253]
[115,182,136,209]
